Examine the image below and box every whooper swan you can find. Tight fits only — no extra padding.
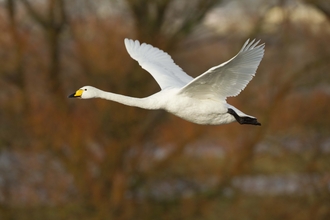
[69,39,265,125]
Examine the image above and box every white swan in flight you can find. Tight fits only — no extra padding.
[69,38,265,125]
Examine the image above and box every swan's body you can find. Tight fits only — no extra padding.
[69,39,265,125]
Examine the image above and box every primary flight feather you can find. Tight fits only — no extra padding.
[69,38,265,125]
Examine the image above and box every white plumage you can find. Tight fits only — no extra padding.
[69,38,265,125]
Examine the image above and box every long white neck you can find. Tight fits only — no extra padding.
[95,89,161,110]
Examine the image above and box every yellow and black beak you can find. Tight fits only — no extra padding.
[68,89,83,98]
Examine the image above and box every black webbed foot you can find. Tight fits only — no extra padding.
[227,108,261,126]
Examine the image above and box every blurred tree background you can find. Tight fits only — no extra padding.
[0,0,329,219]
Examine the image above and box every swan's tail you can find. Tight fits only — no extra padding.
[227,108,261,126]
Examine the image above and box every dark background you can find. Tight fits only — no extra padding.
[0,0,329,219]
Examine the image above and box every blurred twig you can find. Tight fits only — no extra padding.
[304,0,330,20]
[20,0,67,104]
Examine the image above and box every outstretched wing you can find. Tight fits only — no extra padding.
[179,39,265,100]
[124,39,193,90]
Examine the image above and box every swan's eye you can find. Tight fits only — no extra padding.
[84,89,87,91]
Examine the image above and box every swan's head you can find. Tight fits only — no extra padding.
[68,86,98,99]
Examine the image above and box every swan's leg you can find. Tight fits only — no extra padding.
[227,108,261,126]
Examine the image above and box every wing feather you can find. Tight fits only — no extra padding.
[179,39,265,100]
[124,39,193,90]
